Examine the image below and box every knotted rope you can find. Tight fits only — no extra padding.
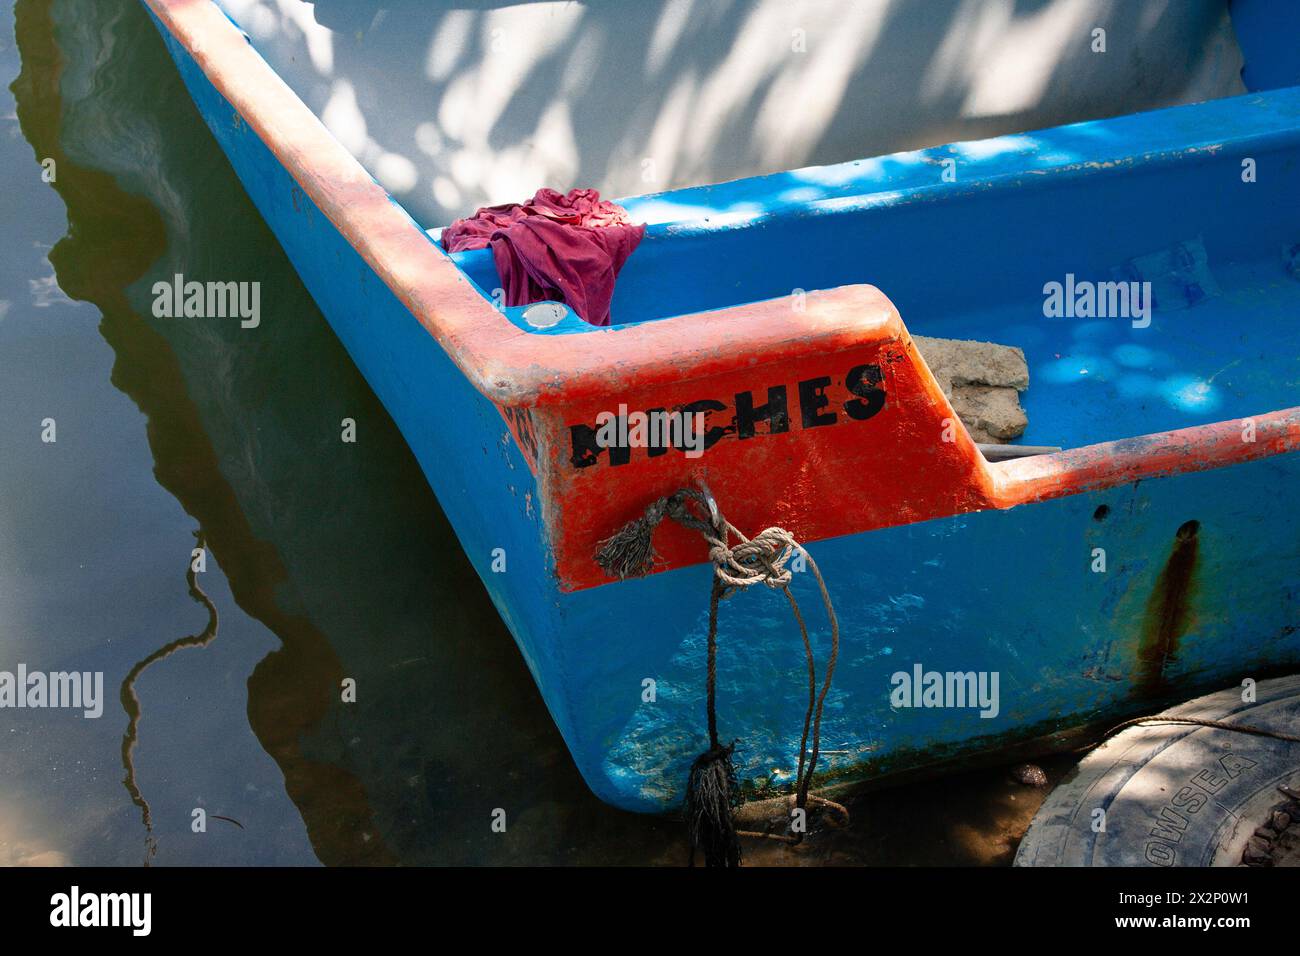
[596,487,849,867]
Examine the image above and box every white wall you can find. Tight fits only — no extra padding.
[217,0,1245,226]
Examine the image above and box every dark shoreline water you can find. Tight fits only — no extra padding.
[0,0,1054,866]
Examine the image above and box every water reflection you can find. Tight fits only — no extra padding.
[11,0,675,865]
[119,530,218,867]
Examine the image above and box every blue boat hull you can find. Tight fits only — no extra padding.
[148,6,1300,812]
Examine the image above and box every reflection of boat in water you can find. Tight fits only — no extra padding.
[118,531,219,867]
[15,0,669,863]
[140,0,1300,814]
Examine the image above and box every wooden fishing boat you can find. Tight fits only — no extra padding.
[142,0,1300,813]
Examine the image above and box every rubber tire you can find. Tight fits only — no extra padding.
[1015,674,1300,867]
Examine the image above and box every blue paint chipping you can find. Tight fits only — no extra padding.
[148,4,1300,813]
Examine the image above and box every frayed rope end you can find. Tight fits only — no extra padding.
[594,514,659,579]
[684,743,742,868]
[595,497,678,579]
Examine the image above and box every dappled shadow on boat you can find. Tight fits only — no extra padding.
[228,0,1239,228]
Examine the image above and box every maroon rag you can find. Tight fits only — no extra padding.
[440,188,645,327]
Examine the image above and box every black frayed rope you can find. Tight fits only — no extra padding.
[596,487,848,867]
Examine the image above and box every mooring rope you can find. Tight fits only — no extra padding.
[1080,714,1300,752]
[596,486,848,866]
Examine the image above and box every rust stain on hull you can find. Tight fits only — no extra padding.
[1136,519,1201,695]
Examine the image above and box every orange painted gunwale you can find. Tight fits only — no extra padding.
[141,0,905,410]
[145,0,1300,584]
[991,408,1300,506]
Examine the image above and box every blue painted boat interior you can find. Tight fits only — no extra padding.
[1230,0,1300,91]
[446,87,1300,452]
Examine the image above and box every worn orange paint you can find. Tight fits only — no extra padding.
[141,2,901,410]
[531,298,999,590]
[146,0,1300,593]
[991,410,1300,506]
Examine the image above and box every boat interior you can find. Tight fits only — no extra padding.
[441,87,1300,453]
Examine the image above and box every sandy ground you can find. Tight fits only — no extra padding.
[633,754,1077,867]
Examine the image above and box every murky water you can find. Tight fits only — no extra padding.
[0,0,1057,866]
